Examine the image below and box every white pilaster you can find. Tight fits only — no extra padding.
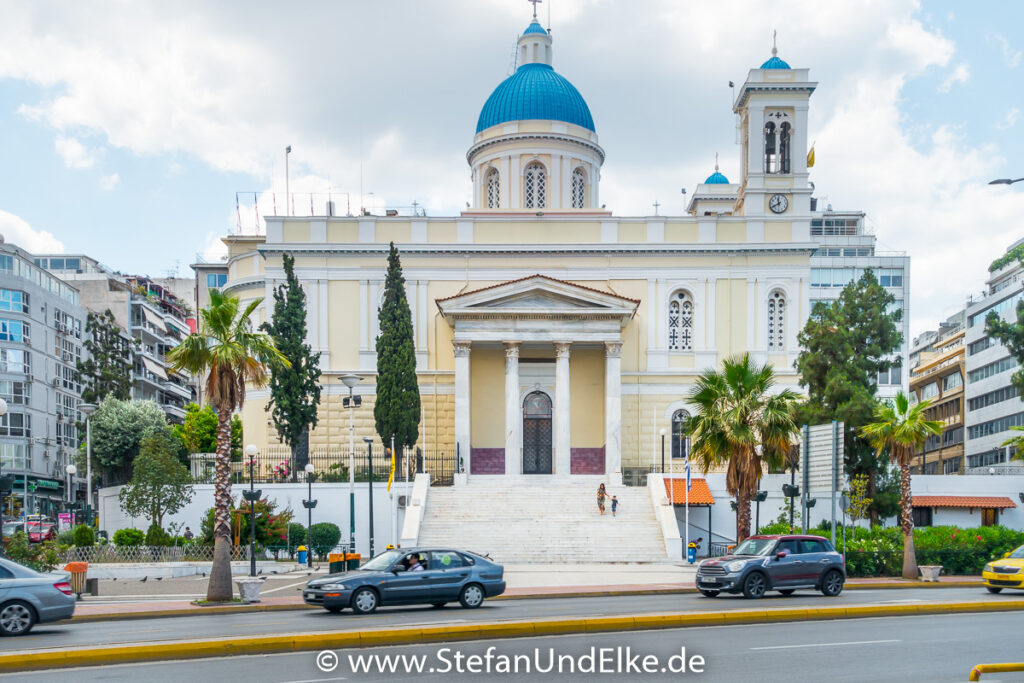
[554,342,571,476]
[504,342,521,476]
[605,341,623,486]
[454,341,472,477]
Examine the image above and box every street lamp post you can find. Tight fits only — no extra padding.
[659,428,666,474]
[242,444,262,577]
[302,463,317,568]
[79,403,97,526]
[363,437,375,558]
[65,464,77,510]
[989,177,1024,186]
[341,374,361,555]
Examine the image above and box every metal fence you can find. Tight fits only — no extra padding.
[62,544,251,564]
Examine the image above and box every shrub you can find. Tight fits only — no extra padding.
[4,532,60,572]
[308,522,342,559]
[113,528,146,547]
[56,530,75,548]
[72,524,96,547]
[145,524,172,547]
[285,522,306,555]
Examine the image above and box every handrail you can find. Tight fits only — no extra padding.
[969,663,1024,681]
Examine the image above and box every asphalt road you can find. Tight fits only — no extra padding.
[0,586,1008,653]
[6,611,1022,682]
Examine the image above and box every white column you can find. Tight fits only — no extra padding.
[454,341,472,477]
[554,342,571,476]
[504,342,521,475]
[605,341,623,486]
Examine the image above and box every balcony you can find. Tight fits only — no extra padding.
[162,380,192,400]
[162,404,186,421]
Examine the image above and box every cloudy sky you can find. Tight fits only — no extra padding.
[0,0,1022,337]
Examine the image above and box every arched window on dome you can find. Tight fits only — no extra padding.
[767,289,786,351]
[667,290,694,352]
[524,163,546,209]
[671,410,690,460]
[764,121,777,174]
[486,168,500,209]
[779,122,792,174]
[571,168,586,209]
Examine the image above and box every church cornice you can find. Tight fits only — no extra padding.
[467,132,606,165]
[256,242,818,257]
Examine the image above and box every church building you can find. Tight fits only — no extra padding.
[221,13,907,489]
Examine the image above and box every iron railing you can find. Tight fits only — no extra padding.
[63,544,251,564]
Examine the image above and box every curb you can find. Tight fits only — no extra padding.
[68,579,984,623]
[8,598,1024,673]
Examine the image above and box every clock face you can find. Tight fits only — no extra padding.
[769,194,789,213]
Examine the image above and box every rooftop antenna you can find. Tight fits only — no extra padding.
[547,0,551,31]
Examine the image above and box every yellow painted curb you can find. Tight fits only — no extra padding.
[969,662,1024,681]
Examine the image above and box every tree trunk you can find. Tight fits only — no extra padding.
[736,496,752,543]
[867,472,878,527]
[899,462,918,580]
[206,408,235,602]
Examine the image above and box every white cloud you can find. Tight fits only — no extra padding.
[53,135,95,168]
[992,34,1022,68]
[98,173,119,190]
[0,210,65,253]
[938,63,970,93]
[996,108,1021,131]
[198,231,227,263]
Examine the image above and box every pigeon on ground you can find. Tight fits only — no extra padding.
[112,578,117,581]
[202,572,207,577]
[155,577,162,581]
[257,569,263,576]
[306,572,312,576]
[140,576,148,582]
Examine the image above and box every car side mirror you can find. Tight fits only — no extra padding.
[1004,552,1012,558]
[775,550,788,561]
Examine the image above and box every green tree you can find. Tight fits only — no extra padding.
[859,392,943,579]
[173,403,219,454]
[118,430,195,528]
[986,300,1024,394]
[76,309,134,405]
[374,242,420,449]
[261,253,322,477]
[166,289,288,602]
[687,354,801,542]
[83,398,169,486]
[795,270,903,522]
[846,473,874,525]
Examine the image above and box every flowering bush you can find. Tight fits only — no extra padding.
[273,461,291,481]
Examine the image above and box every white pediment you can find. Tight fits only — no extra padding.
[479,291,603,310]
[436,275,639,320]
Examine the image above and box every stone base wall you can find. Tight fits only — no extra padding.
[470,448,505,474]
[571,447,606,475]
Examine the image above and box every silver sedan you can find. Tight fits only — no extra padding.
[0,557,76,635]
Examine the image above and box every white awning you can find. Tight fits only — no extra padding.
[141,356,168,381]
[142,306,166,332]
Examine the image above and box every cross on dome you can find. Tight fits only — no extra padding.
[528,0,542,19]
[760,29,791,69]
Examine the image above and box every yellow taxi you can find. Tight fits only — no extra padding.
[982,545,1024,593]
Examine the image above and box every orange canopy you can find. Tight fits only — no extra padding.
[664,478,715,506]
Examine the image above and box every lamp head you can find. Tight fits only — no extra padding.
[659,428,666,436]
[304,463,315,474]
[362,437,374,444]
[79,402,97,417]
[340,373,362,389]
[0,397,7,417]
[65,464,77,476]
[244,444,259,458]
[286,145,292,154]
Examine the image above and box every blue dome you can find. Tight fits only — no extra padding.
[523,21,547,35]
[704,171,729,184]
[476,63,595,133]
[760,55,791,69]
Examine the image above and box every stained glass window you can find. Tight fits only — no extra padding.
[671,410,690,459]
[524,163,546,209]
[767,290,786,351]
[571,168,585,208]
[486,168,500,208]
[668,291,693,352]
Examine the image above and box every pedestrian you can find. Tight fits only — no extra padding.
[183,527,194,541]
[611,495,619,517]
[597,483,607,515]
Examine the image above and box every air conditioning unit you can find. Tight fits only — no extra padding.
[52,378,60,387]
[62,353,71,362]
[398,495,408,508]
[24,374,33,383]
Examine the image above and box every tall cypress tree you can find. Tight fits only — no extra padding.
[375,242,420,449]
[77,310,133,404]
[261,254,321,473]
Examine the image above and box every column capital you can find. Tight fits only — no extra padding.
[503,341,521,358]
[554,342,572,358]
[453,341,472,357]
[604,341,623,358]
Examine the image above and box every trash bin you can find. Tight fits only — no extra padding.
[344,553,361,570]
[687,543,697,564]
[297,546,308,565]
[328,553,345,574]
[63,562,88,600]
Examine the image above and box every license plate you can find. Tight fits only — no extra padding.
[305,592,315,599]
[702,578,718,584]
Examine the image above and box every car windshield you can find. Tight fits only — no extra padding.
[732,538,777,556]
[359,550,403,571]
[1009,546,1024,559]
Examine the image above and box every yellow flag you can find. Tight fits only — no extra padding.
[807,145,815,168]
[386,448,396,492]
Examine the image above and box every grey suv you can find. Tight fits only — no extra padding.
[696,534,846,599]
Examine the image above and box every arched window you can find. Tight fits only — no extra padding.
[524,163,546,209]
[767,290,786,351]
[486,168,500,209]
[779,122,791,174]
[668,290,694,352]
[571,167,586,209]
[671,410,690,459]
[764,121,777,173]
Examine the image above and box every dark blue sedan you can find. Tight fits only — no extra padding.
[303,548,506,614]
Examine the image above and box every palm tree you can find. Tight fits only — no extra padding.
[166,290,288,601]
[687,354,800,543]
[859,392,942,580]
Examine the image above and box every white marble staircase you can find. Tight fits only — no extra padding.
[416,478,668,563]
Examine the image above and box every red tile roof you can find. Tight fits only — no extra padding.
[664,478,715,506]
[435,274,641,305]
[912,495,1017,509]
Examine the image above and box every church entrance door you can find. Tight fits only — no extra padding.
[522,391,552,474]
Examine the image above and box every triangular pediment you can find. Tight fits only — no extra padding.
[436,275,639,319]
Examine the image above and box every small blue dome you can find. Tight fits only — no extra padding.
[760,55,791,69]
[523,21,547,35]
[704,171,730,184]
[476,63,595,133]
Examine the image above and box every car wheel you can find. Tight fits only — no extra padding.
[0,601,36,636]
[820,570,845,597]
[431,602,447,608]
[459,583,485,609]
[742,572,767,599]
[986,586,1003,594]
[698,589,719,598]
[778,589,795,596]
[325,606,344,614]
[350,588,379,614]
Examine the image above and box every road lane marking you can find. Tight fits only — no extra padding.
[260,581,309,595]
[750,639,900,650]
